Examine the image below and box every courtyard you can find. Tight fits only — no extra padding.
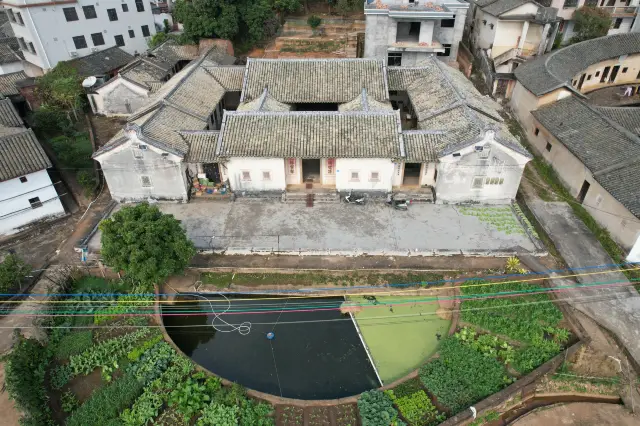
[89,202,539,255]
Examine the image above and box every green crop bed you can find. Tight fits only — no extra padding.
[349,296,450,383]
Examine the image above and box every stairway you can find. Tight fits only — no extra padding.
[284,191,340,204]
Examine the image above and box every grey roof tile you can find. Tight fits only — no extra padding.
[181,131,219,162]
[0,98,22,127]
[165,67,225,118]
[218,111,402,159]
[338,88,393,112]
[532,96,640,217]
[203,66,245,91]
[241,58,388,103]
[0,37,23,65]
[403,131,446,162]
[237,89,293,112]
[119,57,172,89]
[596,106,640,136]
[66,46,133,77]
[0,71,27,96]
[150,40,199,63]
[0,128,51,182]
[482,0,530,16]
[515,33,640,96]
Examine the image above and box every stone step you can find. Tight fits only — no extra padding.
[284,192,340,203]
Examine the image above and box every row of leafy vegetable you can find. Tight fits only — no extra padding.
[358,279,572,425]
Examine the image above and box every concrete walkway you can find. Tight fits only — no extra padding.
[528,201,640,367]
[89,202,538,256]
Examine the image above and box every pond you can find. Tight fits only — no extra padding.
[162,294,380,400]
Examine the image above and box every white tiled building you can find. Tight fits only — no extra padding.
[3,0,156,74]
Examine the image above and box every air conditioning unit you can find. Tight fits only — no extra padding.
[91,47,99,53]
[69,51,78,57]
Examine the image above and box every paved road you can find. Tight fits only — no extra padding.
[528,201,640,367]
[89,202,538,256]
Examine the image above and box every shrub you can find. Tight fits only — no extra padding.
[419,338,508,413]
[3,334,54,425]
[31,104,74,135]
[307,15,321,28]
[387,389,445,426]
[53,330,93,360]
[61,390,79,413]
[0,254,30,294]
[50,364,74,390]
[49,132,93,170]
[77,170,96,197]
[358,390,400,426]
[196,402,239,426]
[66,374,144,426]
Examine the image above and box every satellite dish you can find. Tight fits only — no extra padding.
[82,76,97,88]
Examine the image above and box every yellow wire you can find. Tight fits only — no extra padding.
[12,266,639,304]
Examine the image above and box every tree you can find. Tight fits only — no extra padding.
[0,254,30,294]
[99,203,196,285]
[35,62,84,122]
[570,6,611,44]
[174,0,277,47]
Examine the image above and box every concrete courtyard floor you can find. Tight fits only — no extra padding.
[89,201,537,255]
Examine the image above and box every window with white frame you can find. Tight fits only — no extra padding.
[140,175,152,187]
[241,171,251,181]
[472,176,484,189]
[369,171,380,182]
[6,10,15,23]
[491,157,505,173]
[477,145,490,159]
[262,171,271,181]
[350,171,360,182]
[132,146,143,158]
[15,11,23,25]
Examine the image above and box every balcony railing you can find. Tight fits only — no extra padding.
[599,5,638,15]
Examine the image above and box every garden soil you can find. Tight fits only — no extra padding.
[0,363,21,426]
[513,402,638,426]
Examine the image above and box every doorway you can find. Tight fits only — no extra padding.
[203,163,221,183]
[302,159,321,183]
[577,73,586,90]
[577,180,590,203]
[609,65,620,83]
[403,163,422,186]
[600,66,611,83]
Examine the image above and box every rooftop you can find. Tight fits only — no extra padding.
[0,71,27,96]
[240,58,389,104]
[0,37,23,65]
[0,128,51,182]
[149,39,199,63]
[532,96,640,217]
[66,46,134,77]
[514,32,640,96]
[0,98,23,127]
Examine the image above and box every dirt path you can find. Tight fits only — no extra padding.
[0,363,21,426]
[513,402,638,425]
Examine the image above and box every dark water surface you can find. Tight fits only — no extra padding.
[162,294,380,399]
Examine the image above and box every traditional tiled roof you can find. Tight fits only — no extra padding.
[149,39,199,63]
[181,131,219,162]
[119,57,172,89]
[514,33,640,96]
[596,106,640,136]
[394,58,529,158]
[0,71,27,96]
[66,46,134,77]
[237,89,292,112]
[0,37,22,65]
[217,111,402,159]
[0,14,13,38]
[0,98,22,127]
[403,131,446,162]
[481,0,531,16]
[0,128,51,182]
[339,88,393,112]
[241,58,388,103]
[201,46,236,66]
[94,49,233,158]
[203,66,245,91]
[532,96,640,217]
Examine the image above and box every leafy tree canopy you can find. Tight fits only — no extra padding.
[99,203,196,285]
[174,0,278,46]
[570,6,612,44]
[0,254,30,293]
[35,62,84,120]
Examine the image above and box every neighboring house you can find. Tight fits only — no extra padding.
[364,0,469,66]
[466,0,559,98]
[65,46,133,79]
[148,39,200,71]
[552,0,640,45]
[0,98,65,235]
[510,32,640,130]
[3,0,156,74]
[528,95,640,251]
[94,54,532,205]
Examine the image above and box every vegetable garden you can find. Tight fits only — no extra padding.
[355,279,574,426]
[3,276,274,426]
